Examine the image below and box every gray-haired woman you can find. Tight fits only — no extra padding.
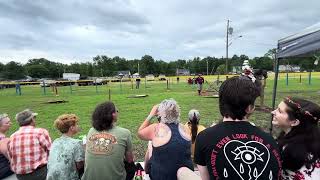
[0,113,14,179]
[138,99,193,180]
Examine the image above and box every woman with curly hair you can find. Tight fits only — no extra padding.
[138,99,193,180]
[82,101,134,180]
[47,114,84,180]
[272,97,320,179]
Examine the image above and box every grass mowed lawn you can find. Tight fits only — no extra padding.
[1,73,320,160]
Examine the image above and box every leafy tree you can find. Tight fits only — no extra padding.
[239,54,249,61]
[26,64,49,78]
[2,61,25,80]
[154,60,168,75]
[216,64,226,74]
[140,55,155,75]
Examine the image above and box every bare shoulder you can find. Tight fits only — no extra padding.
[153,123,171,147]
[154,123,171,138]
[178,123,191,141]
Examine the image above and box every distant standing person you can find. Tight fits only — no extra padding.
[15,82,21,96]
[136,78,141,89]
[195,74,204,95]
[254,69,268,107]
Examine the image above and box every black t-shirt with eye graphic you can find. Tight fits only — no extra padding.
[194,121,282,180]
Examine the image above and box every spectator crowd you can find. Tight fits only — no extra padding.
[0,76,319,180]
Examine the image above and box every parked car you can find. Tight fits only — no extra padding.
[39,79,56,87]
[158,74,166,81]
[146,74,155,81]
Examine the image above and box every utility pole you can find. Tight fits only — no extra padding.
[225,19,230,74]
[206,59,209,75]
[138,62,140,74]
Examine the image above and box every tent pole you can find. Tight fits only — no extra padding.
[270,57,280,133]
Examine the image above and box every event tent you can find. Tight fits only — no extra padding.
[270,22,320,132]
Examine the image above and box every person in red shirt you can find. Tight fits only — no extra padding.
[195,74,205,95]
[8,109,51,180]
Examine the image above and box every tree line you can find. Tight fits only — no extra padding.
[0,49,319,80]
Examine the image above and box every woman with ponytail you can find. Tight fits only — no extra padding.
[47,114,85,180]
[185,109,206,161]
[272,97,320,179]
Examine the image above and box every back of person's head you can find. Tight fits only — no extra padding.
[188,109,200,143]
[158,99,180,124]
[54,114,79,133]
[92,101,116,131]
[188,109,200,123]
[219,77,259,120]
[254,69,268,79]
[0,113,9,125]
[15,109,38,126]
[278,97,320,171]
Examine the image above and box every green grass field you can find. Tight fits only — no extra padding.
[1,73,320,160]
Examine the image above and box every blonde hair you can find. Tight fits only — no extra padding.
[158,99,180,124]
[54,114,79,133]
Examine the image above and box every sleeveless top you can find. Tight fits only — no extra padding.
[0,136,14,179]
[150,123,193,180]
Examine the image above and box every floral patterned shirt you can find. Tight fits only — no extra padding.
[47,135,84,180]
[282,160,320,180]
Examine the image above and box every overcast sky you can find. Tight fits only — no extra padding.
[0,0,319,64]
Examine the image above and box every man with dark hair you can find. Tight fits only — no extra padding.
[194,77,282,180]
[8,109,51,180]
[195,74,204,95]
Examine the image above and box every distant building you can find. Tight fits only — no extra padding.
[232,66,242,74]
[132,73,140,78]
[117,71,131,77]
[176,69,190,76]
[278,65,301,72]
[63,73,80,81]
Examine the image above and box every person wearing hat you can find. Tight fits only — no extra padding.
[8,109,52,180]
[0,113,14,179]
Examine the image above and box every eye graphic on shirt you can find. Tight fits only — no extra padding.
[223,140,271,180]
[232,146,264,165]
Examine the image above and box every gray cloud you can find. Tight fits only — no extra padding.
[0,0,320,64]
